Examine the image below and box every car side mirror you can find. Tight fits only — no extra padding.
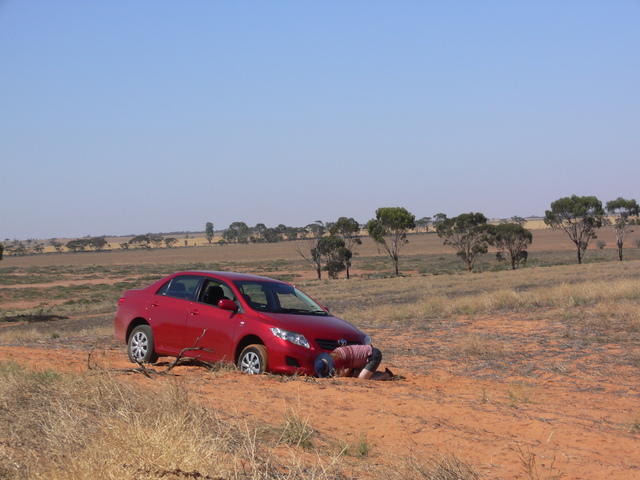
[218,299,239,312]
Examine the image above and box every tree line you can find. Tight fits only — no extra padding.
[295,195,638,278]
[2,195,638,276]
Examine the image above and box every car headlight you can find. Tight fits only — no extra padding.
[363,335,372,345]
[270,327,310,349]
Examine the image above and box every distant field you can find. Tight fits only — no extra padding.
[4,226,639,274]
[16,217,554,255]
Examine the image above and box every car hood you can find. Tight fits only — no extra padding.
[256,312,364,337]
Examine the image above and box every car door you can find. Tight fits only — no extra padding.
[148,275,201,355]
[184,278,240,363]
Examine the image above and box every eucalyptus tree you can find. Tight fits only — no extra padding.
[305,220,326,239]
[89,236,108,251]
[436,212,493,272]
[415,217,432,233]
[544,195,605,264]
[164,237,178,248]
[432,213,447,230]
[366,207,416,276]
[493,223,533,270]
[49,238,64,253]
[329,217,362,279]
[296,221,326,279]
[605,197,639,261]
[316,235,351,279]
[205,222,215,244]
[225,221,251,243]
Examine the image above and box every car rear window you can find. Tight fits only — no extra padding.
[156,276,200,300]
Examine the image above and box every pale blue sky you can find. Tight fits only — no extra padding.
[1,1,639,240]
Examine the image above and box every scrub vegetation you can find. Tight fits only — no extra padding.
[1,227,639,478]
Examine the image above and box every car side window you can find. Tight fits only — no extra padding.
[199,279,235,306]
[156,276,200,300]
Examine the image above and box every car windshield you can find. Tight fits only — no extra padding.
[235,281,328,315]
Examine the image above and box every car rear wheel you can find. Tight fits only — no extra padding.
[128,325,158,364]
[238,345,268,374]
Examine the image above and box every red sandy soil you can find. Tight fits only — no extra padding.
[1,313,638,480]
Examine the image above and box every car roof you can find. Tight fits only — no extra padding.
[175,271,287,283]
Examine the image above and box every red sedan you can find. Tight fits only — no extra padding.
[114,271,371,375]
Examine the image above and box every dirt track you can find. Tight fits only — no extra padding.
[1,312,638,480]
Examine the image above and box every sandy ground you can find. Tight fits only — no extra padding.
[1,312,638,480]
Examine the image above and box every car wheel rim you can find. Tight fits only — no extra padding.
[240,352,261,374]
[131,332,148,361]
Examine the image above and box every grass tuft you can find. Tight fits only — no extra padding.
[279,408,315,449]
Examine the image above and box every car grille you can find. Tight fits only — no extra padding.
[315,339,361,351]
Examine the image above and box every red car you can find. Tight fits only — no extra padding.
[114,271,371,375]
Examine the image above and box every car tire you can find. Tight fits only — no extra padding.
[238,344,268,374]
[128,325,158,364]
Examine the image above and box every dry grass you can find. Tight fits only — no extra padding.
[2,234,640,479]
[0,363,356,480]
[0,314,114,344]
[454,333,512,359]
[327,264,640,336]
[387,453,484,480]
[0,362,491,480]
[278,408,316,449]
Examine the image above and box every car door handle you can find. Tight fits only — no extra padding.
[190,309,200,316]
[150,302,160,307]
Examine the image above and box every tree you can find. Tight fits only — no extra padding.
[249,224,283,243]
[164,237,178,248]
[510,216,527,226]
[262,228,283,243]
[128,234,163,249]
[128,235,149,249]
[66,238,90,252]
[296,239,323,280]
[366,207,416,276]
[605,197,639,261]
[296,221,326,279]
[49,238,64,253]
[296,220,342,280]
[493,223,533,270]
[226,221,250,243]
[436,212,492,272]
[0,242,3,261]
[251,223,267,242]
[316,235,351,279]
[154,234,165,248]
[89,236,108,251]
[415,217,431,233]
[205,222,215,244]
[284,226,303,241]
[544,195,605,264]
[432,213,447,230]
[305,221,326,239]
[329,217,362,279]
[222,229,236,243]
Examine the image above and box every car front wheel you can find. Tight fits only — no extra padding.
[238,345,268,374]
[128,325,158,364]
